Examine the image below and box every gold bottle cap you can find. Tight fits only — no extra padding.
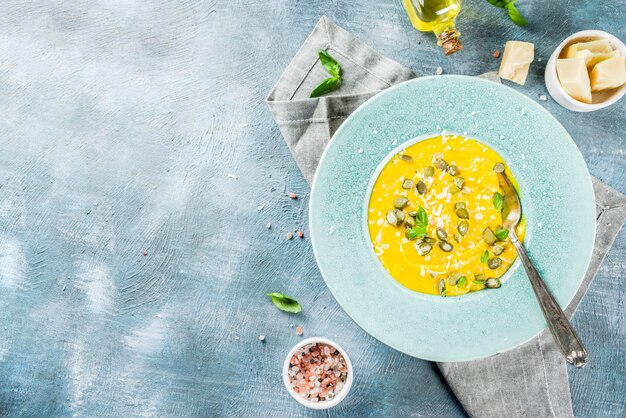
[439,30,463,56]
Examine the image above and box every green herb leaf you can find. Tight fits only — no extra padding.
[416,206,428,227]
[495,227,510,241]
[485,0,530,26]
[310,76,342,98]
[493,192,504,211]
[310,50,343,97]
[506,2,529,26]
[486,0,508,7]
[481,250,489,264]
[266,292,301,313]
[458,276,467,287]
[318,49,342,78]
[408,226,428,240]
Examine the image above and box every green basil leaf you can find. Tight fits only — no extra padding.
[458,276,467,287]
[481,250,489,264]
[495,227,510,241]
[416,206,428,227]
[310,76,342,98]
[408,226,428,240]
[493,192,504,211]
[506,2,529,26]
[266,292,301,313]
[318,49,342,78]
[486,0,508,7]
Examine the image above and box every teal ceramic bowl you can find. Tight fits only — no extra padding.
[309,75,595,362]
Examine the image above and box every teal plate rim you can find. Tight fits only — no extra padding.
[309,75,596,362]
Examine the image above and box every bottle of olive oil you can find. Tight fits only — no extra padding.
[402,0,463,55]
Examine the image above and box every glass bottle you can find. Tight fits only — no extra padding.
[402,0,463,55]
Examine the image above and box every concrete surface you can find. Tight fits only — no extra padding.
[0,0,624,416]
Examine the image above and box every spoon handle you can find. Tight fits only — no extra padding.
[509,231,588,368]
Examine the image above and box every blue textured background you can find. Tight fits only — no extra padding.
[0,0,623,417]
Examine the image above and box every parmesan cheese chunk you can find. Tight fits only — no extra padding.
[590,56,626,92]
[498,41,534,85]
[563,39,613,58]
[574,49,620,68]
[556,58,592,103]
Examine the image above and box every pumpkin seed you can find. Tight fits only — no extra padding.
[488,257,502,269]
[492,244,505,256]
[438,279,446,296]
[447,272,463,285]
[405,217,416,228]
[458,220,469,236]
[434,159,449,171]
[474,273,487,282]
[453,234,461,243]
[449,185,461,194]
[420,236,436,244]
[493,163,505,173]
[438,241,453,252]
[482,227,496,245]
[486,277,501,288]
[386,211,400,226]
[416,242,433,256]
[456,207,470,219]
[408,211,418,217]
[393,197,409,209]
[417,181,427,195]
[448,164,460,176]
[402,179,415,189]
[454,202,466,210]
[399,154,413,163]
[454,177,465,188]
[424,166,435,177]
[394,209,405,222]
[436,228,448,241]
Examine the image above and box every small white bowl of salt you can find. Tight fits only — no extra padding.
[282,337,353,409]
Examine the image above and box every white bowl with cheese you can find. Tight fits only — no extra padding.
[545,30,626,112]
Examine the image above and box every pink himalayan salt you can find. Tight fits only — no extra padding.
[288,343,348,402]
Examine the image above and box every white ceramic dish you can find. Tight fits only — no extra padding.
[545,30,626,112]
[282,337,353,410]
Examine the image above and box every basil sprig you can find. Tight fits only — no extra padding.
[416,206,428,227]
[310,49,343,98]
[408,226,427,240]
[318,49,341,78]
[493,192,504,211]
[481,250,489,264]
[266,292,301,313]
[408,206,429,240]
[486,0,529,26]
[458,276,467,287]
[495,227,510,241]
[310,77,341,98]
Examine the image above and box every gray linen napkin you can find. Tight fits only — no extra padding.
[266,16,626,418]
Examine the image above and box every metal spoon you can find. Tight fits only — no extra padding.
[496,168,588,368]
